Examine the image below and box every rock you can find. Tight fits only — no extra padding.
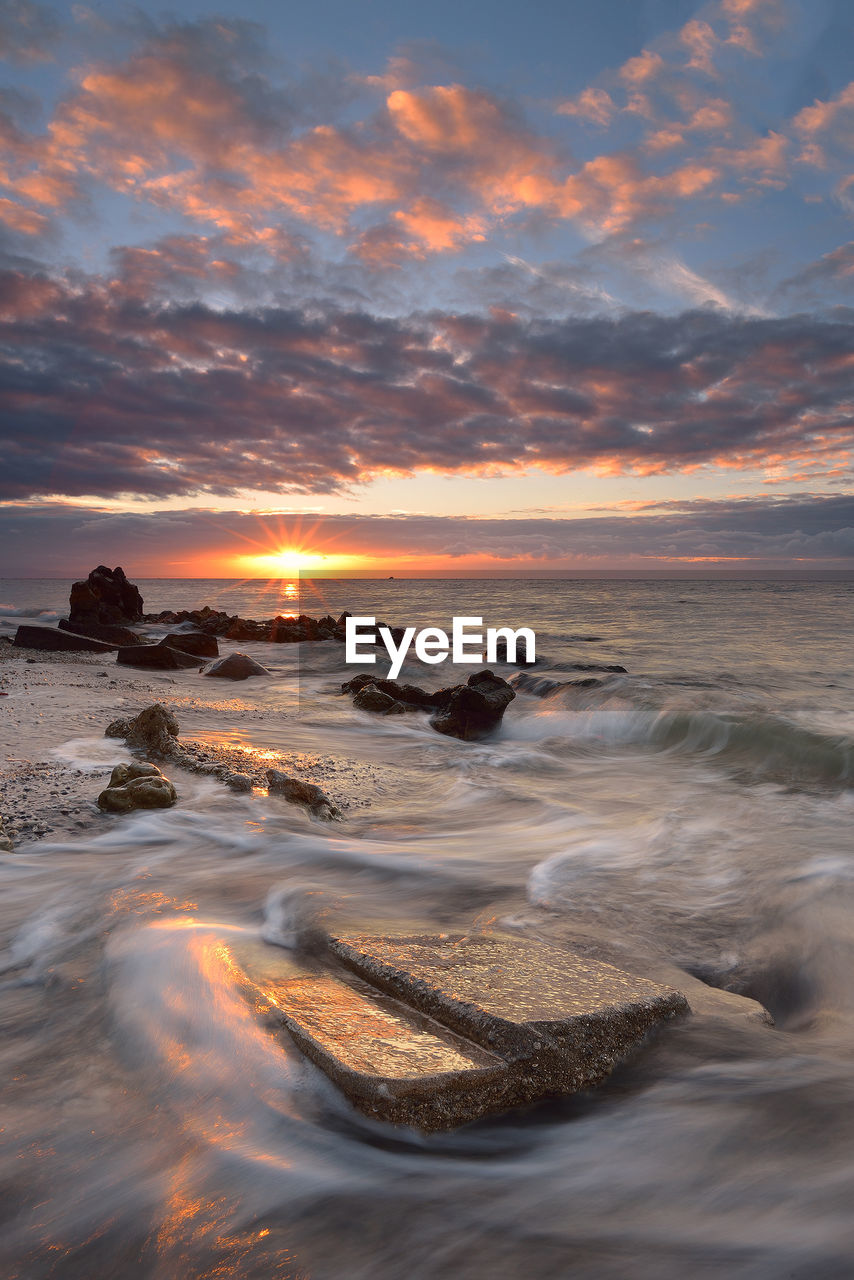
[0,815,13,852]
[224,772,253,793]
[58,618,144,646]
[98,765,177,813]
[233,932,689,1132]
[116,643,202,670]
[352,684,406,715]
[13,625,114,653]
[429,670,515,741]
[341,673,439,708]
[105,703,180,756]
[107,761,163,787]
[69,565,144,625]
[162,632,219,658]
[492,636,538,666]
[266,769,340,820]
[201,653,271,680]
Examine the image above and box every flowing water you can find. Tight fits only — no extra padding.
[2,576,854,1279]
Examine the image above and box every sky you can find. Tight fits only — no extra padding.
[0,0,853,576]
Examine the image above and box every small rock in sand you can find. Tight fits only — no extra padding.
[97,762,177,813]
[225,772,253,792]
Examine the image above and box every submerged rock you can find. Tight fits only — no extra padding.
[511,671,603,697]
[201,653,271,680]
[69,565,143,625]
[105,703,180,757]
[429,670,515,741]
[97,761,177,813]
[266,769,341,820]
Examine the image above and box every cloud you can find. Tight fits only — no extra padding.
[776,241,854,301]
[1,493,852,575]
[0,9,817,260]
[0,0,59,63]
[1,257,852,502]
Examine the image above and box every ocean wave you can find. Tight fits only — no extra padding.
[505,693,854,787]
[0,604,62,623]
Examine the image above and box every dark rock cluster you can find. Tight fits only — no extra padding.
[342,669,515,741]
[144,605,354,643]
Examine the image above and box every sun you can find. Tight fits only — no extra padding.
[244,548,325,576]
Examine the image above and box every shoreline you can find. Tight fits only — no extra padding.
[0,639,381,849]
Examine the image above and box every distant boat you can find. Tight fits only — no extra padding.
[388,575,395,579]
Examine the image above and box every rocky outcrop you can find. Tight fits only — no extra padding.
[342,669,515,740]
[69,565,143,626]
[116,643,202,670]
[106,703,180,757]
[266,769,341,820]
[58,618,144,646]
[104,704,259,795]
[14,624,115,653]
[201,653,271,680]
[0,814,12,852]
[97,761,177,812]
[429,670,516,741]
[142,607,364,645]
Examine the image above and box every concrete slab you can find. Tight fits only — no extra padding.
[232,945,511,1130]
[231,932,690,1130]
[328,933,689,1082]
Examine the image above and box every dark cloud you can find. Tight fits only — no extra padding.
[1,257,852,501]
[1,493,852,576]
[776,242,854,303]
[0,0,59,64]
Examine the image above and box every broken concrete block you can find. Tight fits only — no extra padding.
[251,967,509,1129]
[328,933,689,1092]
[233,931,690,1131]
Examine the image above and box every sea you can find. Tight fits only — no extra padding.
[2,575,854,1279]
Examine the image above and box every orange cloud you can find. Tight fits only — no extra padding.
[0,195,48,234]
